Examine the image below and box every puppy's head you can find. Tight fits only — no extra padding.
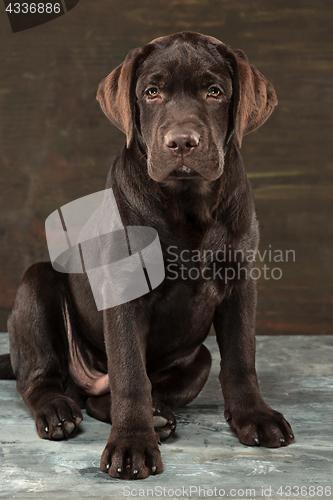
[97,32,277,183]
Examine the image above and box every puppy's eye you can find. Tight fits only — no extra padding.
[146,87,160,99]
[207,86,222,98]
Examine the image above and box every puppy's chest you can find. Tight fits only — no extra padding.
[146,239,249,356]
[146,277,220,359]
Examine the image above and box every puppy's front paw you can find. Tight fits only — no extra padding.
[100,431,163,479]
[35,396,83,440]
[225,404,294,448]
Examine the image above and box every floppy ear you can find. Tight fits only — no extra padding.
[228,49,277,148]
[96,47,144,148]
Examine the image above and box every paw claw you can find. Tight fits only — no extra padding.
[153,416,168,428]
[63,421,75,435]
[157,429,172,440]
[51,428,64,440]
[75,415,83,426]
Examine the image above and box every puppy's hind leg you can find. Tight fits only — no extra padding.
[86,393,111,423]
[151,344,212,440]
[8,262,83,440]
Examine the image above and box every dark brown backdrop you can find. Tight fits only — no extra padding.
[0,0,332,333]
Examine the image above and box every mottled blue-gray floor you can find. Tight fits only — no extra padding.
[1,334,332,500]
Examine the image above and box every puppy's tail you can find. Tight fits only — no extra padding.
[0,353,15,380]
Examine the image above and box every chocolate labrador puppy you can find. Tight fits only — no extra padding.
[1,32,294,480]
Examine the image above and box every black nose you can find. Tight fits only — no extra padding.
[165,130,200,156]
